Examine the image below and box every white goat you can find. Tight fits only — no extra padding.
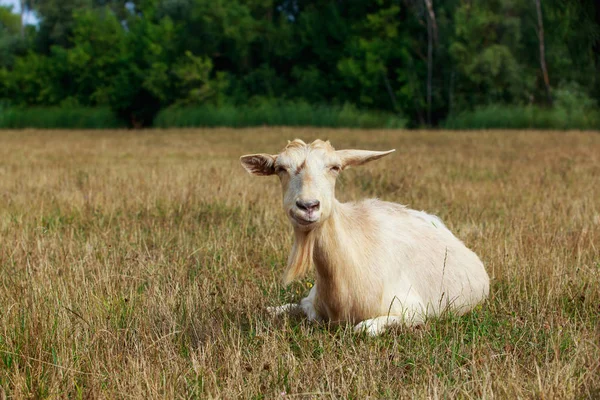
[241,139,489,335]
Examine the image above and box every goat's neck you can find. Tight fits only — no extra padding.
[312,200,375,322]
[283,200,356,286]
[312,200,356,281]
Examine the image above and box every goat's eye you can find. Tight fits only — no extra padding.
[329,165,341,173]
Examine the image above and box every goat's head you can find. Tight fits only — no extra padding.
[241,139,394,231]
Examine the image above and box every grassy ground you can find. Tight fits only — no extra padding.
[0,128,598,399]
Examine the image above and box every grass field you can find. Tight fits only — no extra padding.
[0,128,599,399]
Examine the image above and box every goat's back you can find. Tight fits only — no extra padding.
[349,199,489,317]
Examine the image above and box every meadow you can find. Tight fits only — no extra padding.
[0,128,598,399]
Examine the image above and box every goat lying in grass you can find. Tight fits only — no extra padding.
[241,139,490,335]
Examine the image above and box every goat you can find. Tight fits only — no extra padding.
[240,139,489,335]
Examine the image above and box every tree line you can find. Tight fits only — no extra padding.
[0,0,599,128]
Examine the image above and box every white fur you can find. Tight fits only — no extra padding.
[242,140,490,336]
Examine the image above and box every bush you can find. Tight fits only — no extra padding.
[0,107,124,129]
[0,103,407,129]
[154,102,407,129]
[443,105,600,130]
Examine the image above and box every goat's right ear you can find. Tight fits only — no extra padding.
[240,154,277,176]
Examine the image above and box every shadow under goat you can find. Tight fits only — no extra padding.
[240,139,490,336]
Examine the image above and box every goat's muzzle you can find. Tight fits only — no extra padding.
[296,199,320,213]
[290,199,321,227]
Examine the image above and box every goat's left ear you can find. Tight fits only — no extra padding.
[337,149,395,169]
[240,154,277,176]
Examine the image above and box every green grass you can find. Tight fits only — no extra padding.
[4,104,600,130]
[0,107,124,129]
[0,103,407,130]
[0,103,407,129]
[443,105,600,130]
[154,102,408,129]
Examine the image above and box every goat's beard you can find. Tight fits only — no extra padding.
[282,229,316,285]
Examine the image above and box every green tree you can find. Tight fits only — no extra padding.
[449,0,532,108]
[172,51,229,106]
[4,50,67,105]
[1,0,599,127]
[33,0,93,52]
[0,5,28,69]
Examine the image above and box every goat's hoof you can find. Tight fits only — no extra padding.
[353,320,382,336]
[266,306,281,315]
[266,304,298,316]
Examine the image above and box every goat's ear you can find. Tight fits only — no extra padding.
[337,149,395,169]
[240,154,277,176]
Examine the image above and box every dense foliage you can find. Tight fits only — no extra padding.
[0,0,599,128]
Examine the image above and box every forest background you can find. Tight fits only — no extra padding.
[0,0,599,129]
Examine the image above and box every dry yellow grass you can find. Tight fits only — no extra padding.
[0,128,599,399]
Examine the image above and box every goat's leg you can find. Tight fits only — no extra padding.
[266,303,302,315]
[267,286,320,321]
[354,295,428,336]
[298,285,320,321]
[354,311,425,336]
[353,316,404,336]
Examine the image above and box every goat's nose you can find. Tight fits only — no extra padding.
[296,199,320,212]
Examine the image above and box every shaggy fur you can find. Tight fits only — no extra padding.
[241,139,490,335]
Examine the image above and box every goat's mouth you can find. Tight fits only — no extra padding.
[289,210,319,226]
